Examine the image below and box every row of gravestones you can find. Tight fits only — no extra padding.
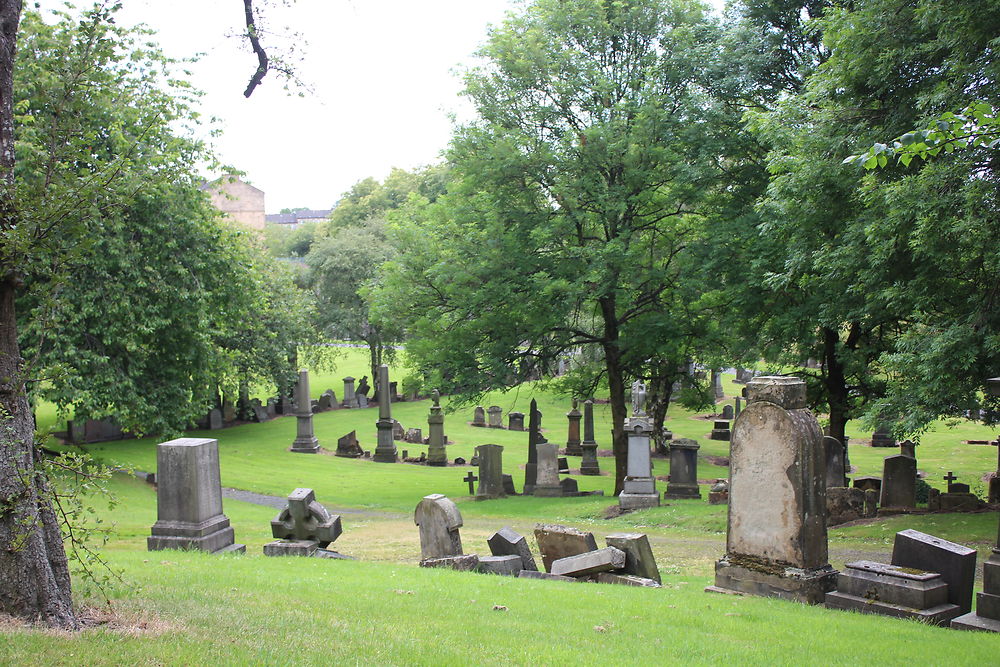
[414,494,661,586]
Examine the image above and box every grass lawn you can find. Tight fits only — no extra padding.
[5,368,1000,663]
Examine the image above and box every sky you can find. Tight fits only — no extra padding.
[112,0,724,213]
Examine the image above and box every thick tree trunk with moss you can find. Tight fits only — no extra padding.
[0,0,77,629]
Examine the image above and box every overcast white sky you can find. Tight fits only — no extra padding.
[111,0,723,213]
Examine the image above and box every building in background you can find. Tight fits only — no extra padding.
[202,174,266,231]
[265,209,333,230]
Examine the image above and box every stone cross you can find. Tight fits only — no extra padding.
[269,488,342,547]
[464,471,478,495]
[944,471,958,492]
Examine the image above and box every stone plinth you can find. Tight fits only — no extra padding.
[952,551,1000,633]
[414,494,463,561]
[711,376,836,604]
[148,438,244,554]
[892,529,977,615]
[580,443,601,476]
[475,444,506,499]
[565,400,582,456]
[619,416,658,510]
[824,561,961,625]
[426,391,447,466]
[290,369,320,453]
[341,376,356,408]
[664,437,701,499]
[372,366,397,463]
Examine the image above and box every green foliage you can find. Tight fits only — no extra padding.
[262,221,320,258]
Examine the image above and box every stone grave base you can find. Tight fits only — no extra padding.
[826,593,959,625]
[148,517,244,554]
[420,554,480,571]
[708,491,728,505]
[823,561,961,626]
[533,485,564,498]
[618,492,660,510]
[289,437,320,454]
[710,556,837,605]
[952,611,1000,633]
[664,484,701,500]
[264,539,319,557]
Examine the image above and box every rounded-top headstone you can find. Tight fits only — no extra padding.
[746,376,807,409]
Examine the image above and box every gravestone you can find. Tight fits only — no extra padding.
[534,524,598,572]
[426,390,447,466]
[735,396,742,417]
[826,487,870,526]
[559,477,579,495]
[222,400,236,423]
[580,399,600,475]
[251,400,270,423]
[472,406,486,427]
[463,471,478,495]
[533,443,563,497]
[85,418,124,442]
[148,438,244,554]
[487,527,538,571]
[414,494,463,561]
[619,382,658,510]
[892,529,977,615]
[476,555,522,576]
[266,398,277,419]
[664,437,701,499]
[373,365,397,463]
[853,476,882,493]
[208,408,223,431]
[711,369,724,400]
[475,444,506,499]
[278,394,294,415]
[264,488,343,557]
[710,376,836,604]
[317,390,334,411]
[565,399,583,456]
[487,405,503,429]
[67,420,86,443]
[900,439,916,459]
[388,381,399,402]
[551,547,626,577]
[558,457,570,474]
[824,560,962,625]
[502,474,517,496]
[392,420,405,441]
[871,423,896,447]
[404,428,423,444]
[823,436,846,489]
[951,516,1000,631]
[721,404,734,420]
[335,431,363,458]
[710,419,731,441]
[290,369,320,453]
[880,455,916,508]
[341,376,356,408]
[606,533,660,583]
[508,412,525,431]
[708,479,729,505]
[523,399,542,495]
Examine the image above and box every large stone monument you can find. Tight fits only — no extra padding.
[533,442,563,497]
[619,381,659,510]
[523,399,542,495]
[148,438,245,554]
[414,494,463,561]
[664,437,701,499]
[341,376,356,409]
[426,389,447,466]
[709,376,836,604]
[372,365,397,463]
[290,369,320,453]
[476,443,506,499]
[565,399,583,456]
[580,399,600,475]
[264,488,343,557]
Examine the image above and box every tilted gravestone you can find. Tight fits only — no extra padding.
[551,547,625,577]
[148,438,244,554]
[488,527,538,572]
[710,376,836,604]
[335,430,363,458]
[534,523,598,573]
[606,533,660,583]
[290,369,320,453]
[264,488,343,557]
[893,529,977,616]
[565,399,583,456]
[414,494,463,561]
[664,437,701,499]
[475,444,506,499]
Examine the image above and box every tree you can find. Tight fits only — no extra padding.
[374,0,734,493]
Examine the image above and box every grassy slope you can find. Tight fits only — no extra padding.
[6,360,1000,662]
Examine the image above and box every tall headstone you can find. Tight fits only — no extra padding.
[880,455,916,508]
[472,406,486,427]
[824,436,846,489]
[580,399,600,475]
[476,444,506,499]
[487,405,503,428]
[619,381,659,510]
[710,376,836,604]
[341,376,356,409]
[264,488,343,557]
[564,399,583,456]
[664,437,701,499]
[414,494,463,561]
[533,443,563,497]
[508,411,525,431]
[734,396,742,417]
[711,369,724,400]
[148,438,245,554]
[426,389,447,466]
[373,364,397,463]
[290,369,320,453]
[523,399,541,495]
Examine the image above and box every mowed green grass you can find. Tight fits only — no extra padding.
[7,361,1000,663]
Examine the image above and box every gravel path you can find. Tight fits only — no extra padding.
[222,487,407,519]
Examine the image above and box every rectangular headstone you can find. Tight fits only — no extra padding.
[880,455,916,508]
[891,529,977,615]
[606,533,660,583]
[488,526,538,571]
[534,523,598,573]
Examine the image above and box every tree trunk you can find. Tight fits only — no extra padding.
[599,296,627,495]
[647,371,673,454]
[822,326,849,461]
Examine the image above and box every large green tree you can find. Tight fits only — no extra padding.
[374,0,735,493]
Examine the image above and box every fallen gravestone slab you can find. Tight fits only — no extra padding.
[487,527,538,571]
[551,547,626,577]
[594,573,662,588]
[517,570,577,582]
[476,555,522,576]
[534,524,598,573]
[264,488,343,558]
[892,529,977,615]
[420,554,480,571]
[606,533,660,583]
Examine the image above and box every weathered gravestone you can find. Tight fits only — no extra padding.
[534,523,598,573]
[373,364,397,463]
[852,476,882,493]
[721,404,734,420]
[533,443,563,497]
[341,376,356,408]
[476,555,522,576]
[264,488,343,557]
[404,428,423,444]
[606,533,660,583]
[824,436,846,489]
[335,430,363,458]
[251,400,270,423]
[476,444,506,499]
[289,369,320,453]
[551,547,626,577]
[892,529,977,616]
[502,474,517,496]
[148,438,245,554]
[208,408,223,431]
[392,420,405,441]
[266,398,277,419]
[508,412,525,431]
[664,437,701,499]
[414,494,463,562]
[487,527,538,571]
[565,399,583,456]
[711,369,724,400]
[426,390,447,466]
[900,439,916,459]
[880,454,916,508]
[487,405,503,429]
[472,406,486,427]
[580,399,601,476]
[709,376,836,604]
[619,382,659,510]
[871,423,896,447]
[84,418,124,443]
[317,389,337,411]
[710,419,731,441]
[824,560,962,625]
[826,487,874,526]
[222,399,236,423]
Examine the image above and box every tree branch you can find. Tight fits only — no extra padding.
[242,0,268,98]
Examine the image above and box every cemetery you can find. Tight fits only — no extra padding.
[3,0,1000,664]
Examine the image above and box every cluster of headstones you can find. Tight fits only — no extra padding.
[414,494,661,586]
